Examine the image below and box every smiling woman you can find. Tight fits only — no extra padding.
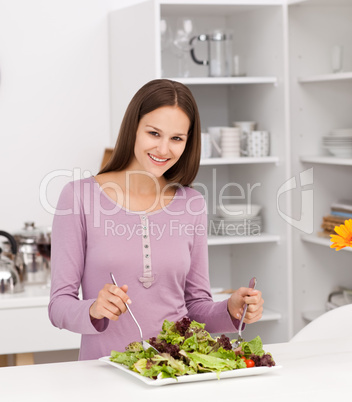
[48,79,264,361]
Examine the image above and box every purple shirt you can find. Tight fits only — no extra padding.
[49,177,239,360]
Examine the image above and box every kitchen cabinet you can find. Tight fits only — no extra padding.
[288,0,352,330]
[109,0,290,343]
[0,286,80,358]
[109,0,352,342]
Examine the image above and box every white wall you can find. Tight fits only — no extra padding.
[0,0,145,235]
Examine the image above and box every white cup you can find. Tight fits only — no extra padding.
[243,131,270,157]
[207,126,228,157]
[201,132,212,159]
[233,121,257,135]
[233,122,257,156]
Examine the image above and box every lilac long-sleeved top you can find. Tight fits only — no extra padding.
[48,177,240,360]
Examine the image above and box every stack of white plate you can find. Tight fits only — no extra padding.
[210,204,262,236]
[322,128,352,158]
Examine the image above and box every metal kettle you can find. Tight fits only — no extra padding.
[0,230,23,294]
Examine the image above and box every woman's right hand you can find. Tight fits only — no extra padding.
[89,284,131,321]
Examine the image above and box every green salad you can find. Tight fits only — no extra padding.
[110,318,275,380]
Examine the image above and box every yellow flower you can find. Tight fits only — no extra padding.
[330,219,352,250]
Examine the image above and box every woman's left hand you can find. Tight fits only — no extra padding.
[227,287,264,324]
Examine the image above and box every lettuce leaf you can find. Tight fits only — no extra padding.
[240,336,265,357]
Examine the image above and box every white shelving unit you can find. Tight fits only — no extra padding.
[110,0,352,343]
[289,0,352,334]
[109,0,290,345]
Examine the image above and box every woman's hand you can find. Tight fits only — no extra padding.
[227,287,264,324]
[89,284,131,321]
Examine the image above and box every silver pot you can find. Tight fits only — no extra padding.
[0,231,23,294]
[14,222,49,284]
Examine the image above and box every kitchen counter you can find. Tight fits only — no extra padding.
[1,337,351,402]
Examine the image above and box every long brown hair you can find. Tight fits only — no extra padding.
[99,79,201,186]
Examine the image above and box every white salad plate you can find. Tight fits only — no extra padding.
[99,356,282,386]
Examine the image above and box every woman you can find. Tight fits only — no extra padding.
[49,79,263,360]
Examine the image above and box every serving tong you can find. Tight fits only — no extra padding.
[110,273,159,353]
[233,277,257,349]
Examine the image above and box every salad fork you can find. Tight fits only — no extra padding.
[110,273,159,353]
[233,277,257,349]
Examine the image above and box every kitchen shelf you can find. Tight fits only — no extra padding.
[300,155,352,166]
[301,234,352,252]
[208,233,280,246]
[260,309,282,321]
[200,156,279,166]
[170,76,278,86]
[298,71,352,84]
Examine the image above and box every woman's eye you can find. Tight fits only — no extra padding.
[172,136,183,141]
[149,131,159,137]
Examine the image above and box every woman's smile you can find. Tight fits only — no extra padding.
[148,153,171,165]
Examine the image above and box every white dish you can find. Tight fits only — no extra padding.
[99,356,282,386]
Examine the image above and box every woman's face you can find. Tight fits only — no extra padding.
[132,106,190,178]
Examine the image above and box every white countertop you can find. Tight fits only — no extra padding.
[1,337,351,402]
[0,284,50,309]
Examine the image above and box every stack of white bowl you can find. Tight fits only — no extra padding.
[210,204,262,236]
[322,128,352,158]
